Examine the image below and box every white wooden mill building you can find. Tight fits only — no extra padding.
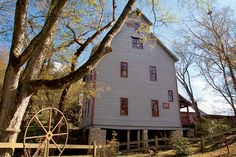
[82,9,181,147]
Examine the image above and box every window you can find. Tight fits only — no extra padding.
[132,37,143,49]
[151,100,159,117]
[85,97,91,117]
[120,62,128,78]
[120,98,128,116]
[163,103,170,109]
[168,90,173,102]
[134,23,139,30]
[149,66,157,81]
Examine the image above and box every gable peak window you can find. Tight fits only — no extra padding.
[149,66,157,81]
[168,90,173,102]
[120,97,128,116]
[132,37,143,49]
[134,22,140,30]
[151,100,159,117]
[120,62,128,78]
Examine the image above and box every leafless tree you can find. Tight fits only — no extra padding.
[174,40,202,122]
[186,7,236,119]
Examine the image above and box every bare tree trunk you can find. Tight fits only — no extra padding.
[186,87,202,123]
[225,56,236,92]
[0,78,33,157]
[0,1,136,156]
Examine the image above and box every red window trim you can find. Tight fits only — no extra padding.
[168,90,173,102]
[149,66,157,81]
[151,100,159,117]
[120,97,128,116]
[120,62,128,78]
[163,103,170,109]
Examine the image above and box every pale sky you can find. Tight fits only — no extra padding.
[156,0,236,115]
[1,0,235,115]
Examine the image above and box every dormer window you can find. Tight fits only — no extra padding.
[132,37,143,49]
[134,23,139,31]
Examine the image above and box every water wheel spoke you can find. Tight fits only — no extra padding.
[48,108,52,131]
[44,139,49,157]
[51,138,62,153]
[32,139,46,157]
[35,116,48,134]
[25,135,46,140]
[24,108,68,157]
[51,117,63,133]
[52,133,68,137]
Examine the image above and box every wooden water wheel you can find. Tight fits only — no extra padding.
[23,107,69,157]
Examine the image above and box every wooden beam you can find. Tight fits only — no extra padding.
[93,141,97,157]
[127,130,130,151]
[154,136,158,148]
[0,143,94,149]
[137,130,140,151]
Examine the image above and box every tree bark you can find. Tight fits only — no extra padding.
[30,0,136,91]
[0,1,136,157]
[0,1,66,157]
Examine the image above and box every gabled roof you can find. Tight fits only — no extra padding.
[179,94,192,108]
[180,106,195,113]
[129,8,178,62]
[149,33,178,62]
[130,8,153,25]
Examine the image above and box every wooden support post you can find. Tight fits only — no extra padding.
[224,135,230,154]
[93,141,97,157]
[200,136,205,152]
[142,129,148,153]
[154,136,158,148]
[137,130,140,151]
[164,131,167,150]
[127,130,130,151]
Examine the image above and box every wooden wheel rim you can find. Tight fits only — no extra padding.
[23,107,69,157]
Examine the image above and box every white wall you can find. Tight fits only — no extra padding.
[83,15,181,130]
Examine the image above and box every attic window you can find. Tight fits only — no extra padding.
[134,23,139,30]
[132,37,143,49]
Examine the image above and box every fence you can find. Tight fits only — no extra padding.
[119,128,236,153]
[0,142,101,157]
[119,136,170,152]
[1,128,236,156]
[188,128,236,153]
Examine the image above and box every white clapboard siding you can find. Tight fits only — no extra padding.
[82,12,181,130]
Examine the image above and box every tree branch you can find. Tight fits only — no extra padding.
[18,0,68,67]
[9,0,29,66]
[29,0,135,91]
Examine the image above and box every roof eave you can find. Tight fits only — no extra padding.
[150,33,179,62]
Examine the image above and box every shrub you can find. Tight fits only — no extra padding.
[170,131,190,156]
[173,136,190,156]
[98,130,119,157]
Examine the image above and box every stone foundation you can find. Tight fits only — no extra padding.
[88,128,106,145]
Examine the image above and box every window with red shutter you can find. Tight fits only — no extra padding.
[151,100,159,117]
[120,98,128,116]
